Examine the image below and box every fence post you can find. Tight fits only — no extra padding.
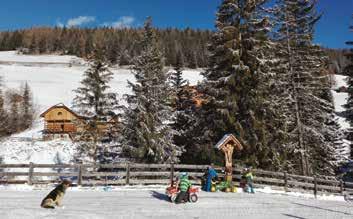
[126,162,130,185]
[313,175,318,198]
[340,180,344,195]
[78,165,83,186]
[283,172,288,192]
[28,162,34,185]
[170,163,174,186]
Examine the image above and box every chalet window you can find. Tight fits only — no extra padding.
[57,112,63,116]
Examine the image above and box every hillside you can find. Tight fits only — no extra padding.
[0,51,203,165]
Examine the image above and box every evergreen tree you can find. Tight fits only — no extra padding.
[190,0,275,167]
[344,16,353,159]
[274,0,342,175]
[170,53,188,109]
[123,17,182,163]
[169,53,195,151]
[20,82,34,130]
[72,48,119,119]
[72,48,120,164]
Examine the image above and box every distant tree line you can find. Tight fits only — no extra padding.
[325,48,351,75]
[0,27,212,68]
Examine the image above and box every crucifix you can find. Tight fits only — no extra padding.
[214,134,242,183]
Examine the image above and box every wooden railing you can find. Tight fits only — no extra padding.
[0,163,352,196]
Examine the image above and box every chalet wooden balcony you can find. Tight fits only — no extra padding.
[44,122,77,134]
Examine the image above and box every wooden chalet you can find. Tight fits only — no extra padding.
[40,103,119,141]
[183,85,206,107]
[40,103,86,134]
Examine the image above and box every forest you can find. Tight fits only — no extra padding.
[0,27,212,68]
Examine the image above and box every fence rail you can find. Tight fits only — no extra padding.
[0,163,350,196]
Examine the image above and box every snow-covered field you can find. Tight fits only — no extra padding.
[0,186,352,219]
[0,51,84,64]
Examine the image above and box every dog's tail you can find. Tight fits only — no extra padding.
[41,205,55,209]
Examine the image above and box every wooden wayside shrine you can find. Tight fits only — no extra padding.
[214,134,243,183]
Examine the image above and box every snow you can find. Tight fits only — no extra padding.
[0,186,352,219]
[256,186,345,202]
[0,51,83,64]
[0,55,203,113]
[331,74,351,156]
[332,75,347,90]
[332,74,348,115]
[0,138,75,165]
[0,51,203,166]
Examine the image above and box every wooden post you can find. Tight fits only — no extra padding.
[283,172,288,192]
[78,165,83,186]
[170,163,174,186]
[313,175,318,198]
[340,180,344,195]
[28,162,34,185]
[126,163,130,185]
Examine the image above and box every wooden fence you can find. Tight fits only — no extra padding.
[1,163,352,196]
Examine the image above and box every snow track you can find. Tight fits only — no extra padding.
[0,188,352,219]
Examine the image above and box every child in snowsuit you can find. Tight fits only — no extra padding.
[202,165,218,192]
[245,168,255,193]
[175,172,191,204]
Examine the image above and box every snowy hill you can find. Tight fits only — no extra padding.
[0,51,203,165]
[0,51,84,65]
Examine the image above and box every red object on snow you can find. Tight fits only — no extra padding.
[165,185,199,203]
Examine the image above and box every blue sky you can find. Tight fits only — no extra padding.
[0,0,351,48]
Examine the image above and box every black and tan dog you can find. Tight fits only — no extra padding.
[41,179,71,209]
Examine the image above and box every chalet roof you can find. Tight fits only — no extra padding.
[40,103,87,119]
[214,134,243,150]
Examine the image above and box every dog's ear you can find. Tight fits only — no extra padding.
[62,179,72,186]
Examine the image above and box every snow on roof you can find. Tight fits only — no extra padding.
[40,103,86,119]
[214,134,242,150]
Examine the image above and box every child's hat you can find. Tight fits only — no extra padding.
[180,172,188,177]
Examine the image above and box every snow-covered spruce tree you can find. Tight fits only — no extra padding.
[122,17,182,164]
[19,82,34,130]
[344,17,353,159]
[190,0,278,167]
[273,0,344,175]
[72,48,120,164]
[72,48,119,118]
[170,53,197,152]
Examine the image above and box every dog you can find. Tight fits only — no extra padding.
[41,179,71,209]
